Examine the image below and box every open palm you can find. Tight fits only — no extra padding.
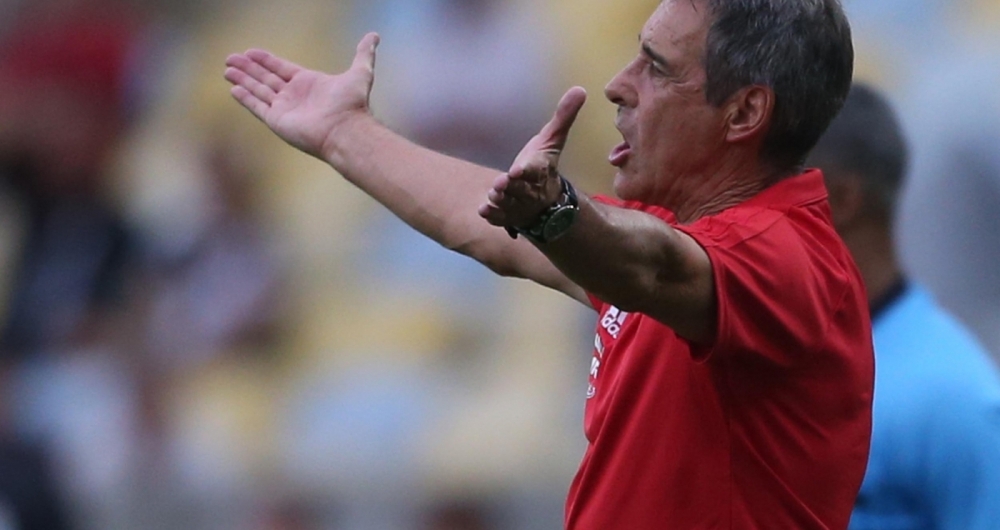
[224,33,380,160]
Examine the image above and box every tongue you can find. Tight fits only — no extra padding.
[609,141,632,167]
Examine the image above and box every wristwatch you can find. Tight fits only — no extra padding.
[505,175,580,243]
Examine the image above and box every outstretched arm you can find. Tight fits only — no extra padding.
[224,34,589,305]
[226,34,714,342]
[478,73,714,343]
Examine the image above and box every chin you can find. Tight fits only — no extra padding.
[612,171,640,201]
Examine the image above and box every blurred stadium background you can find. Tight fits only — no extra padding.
[0,0,996,529]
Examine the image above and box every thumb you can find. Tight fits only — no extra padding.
[351,32,380,75]
[537,86,587,153]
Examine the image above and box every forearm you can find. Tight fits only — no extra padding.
[225,42,586,303]
[322,115,493,246]
[540,195,713,341]
[322,114,531,276]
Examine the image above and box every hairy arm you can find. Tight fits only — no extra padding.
[225,33,714,340]
[224,34,587,304]
[325,113,588,299]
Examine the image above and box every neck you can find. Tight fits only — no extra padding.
[840,220,904,307]
[668,153,790,224]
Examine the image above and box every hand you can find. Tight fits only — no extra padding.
[478,87,587,229]
[224,33,380,160]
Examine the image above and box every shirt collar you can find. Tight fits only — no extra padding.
[742,168,829,210]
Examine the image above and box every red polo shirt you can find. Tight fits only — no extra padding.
[568,170,874,529]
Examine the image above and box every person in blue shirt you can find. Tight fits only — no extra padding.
[808,83,1000,529]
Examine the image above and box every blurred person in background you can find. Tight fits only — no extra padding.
[0,1,154,529]
[108,137,288,530]
[893,0,1000,358]
[128,139,285,373]
[356,0,555,170]
[834,0,1000,359]
[0,0,142,360]
[226,1,873,528]
[808,83,1000,530]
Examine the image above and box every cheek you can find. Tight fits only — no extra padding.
[647,108,723,162]
[636,103,687,154]
[636,129,682,174]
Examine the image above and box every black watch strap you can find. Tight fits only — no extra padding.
[505,175,580,243]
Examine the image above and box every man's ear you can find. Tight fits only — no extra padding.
[824,173,865,230]
[724,85,774,144]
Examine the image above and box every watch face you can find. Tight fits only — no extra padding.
[542,206,578,242]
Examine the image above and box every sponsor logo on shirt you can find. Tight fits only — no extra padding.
[589,306,629,399]
[600,306,628,339]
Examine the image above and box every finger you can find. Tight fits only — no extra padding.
[487,188,506,204]
[244,49,303,82]
[507,160,526,179]
[225,67,277,105]
[227,53,286,93]
[477,202,508,226]
[501,178,534,198]
[230,86,269,121]
[506,152,551,184]
[537,86,587,152]
[491,173,511,192]
[351,32,381,75]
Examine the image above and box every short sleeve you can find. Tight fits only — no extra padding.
[678,213,852,364]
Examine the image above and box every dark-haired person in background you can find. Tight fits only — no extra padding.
[808,83,1000,530]
[225,0,873,528]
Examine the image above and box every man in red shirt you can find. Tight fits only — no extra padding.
[224,0,872,528]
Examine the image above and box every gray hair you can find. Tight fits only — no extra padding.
[702,0,854,171]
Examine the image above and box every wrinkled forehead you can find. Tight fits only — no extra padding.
[641,0,712,59]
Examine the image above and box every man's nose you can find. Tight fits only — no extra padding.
[605,66,636,108]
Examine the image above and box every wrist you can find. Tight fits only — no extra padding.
[506,175,580,243]
[320,110,377,166]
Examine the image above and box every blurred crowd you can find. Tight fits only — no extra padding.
[0,0,996,529]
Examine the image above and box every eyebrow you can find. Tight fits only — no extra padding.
[641,41,672,72]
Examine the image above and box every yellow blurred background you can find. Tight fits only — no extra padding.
[0,1,997,529]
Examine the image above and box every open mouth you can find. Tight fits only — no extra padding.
[609,140,632,168]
